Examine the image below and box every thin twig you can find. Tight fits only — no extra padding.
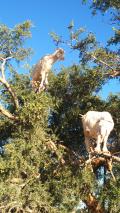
[91,54,115,71]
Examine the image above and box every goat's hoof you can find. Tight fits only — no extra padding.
[102,150,110,154]
[94,148,101,154]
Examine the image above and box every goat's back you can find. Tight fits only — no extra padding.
[82,111,114,137]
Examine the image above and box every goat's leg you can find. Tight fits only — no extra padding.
[44,73,48,86]
[84,137,92,159]
[95,135,102,153]
[32,81,41,93]
[102,134,109,153]
[100,125,110,153]
[38,72,46,92]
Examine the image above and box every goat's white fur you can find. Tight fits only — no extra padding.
[32,48,64,92]
[81,111,114,156]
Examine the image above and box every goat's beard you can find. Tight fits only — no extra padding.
[60,55,64,60]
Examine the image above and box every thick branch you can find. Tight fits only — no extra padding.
[86,152,119,181]
[0,77,19,109]
[101,152,120,163]
[87,152,120,164]
[0,56,13,78]
[0,57,19,110]
[0,58,6,79]
[0,105,18,120]
[84,193,105,213]
[109,70,120,77]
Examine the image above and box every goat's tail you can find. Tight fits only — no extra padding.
[79,113,84,118]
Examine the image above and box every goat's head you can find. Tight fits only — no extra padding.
[55,48,65,60]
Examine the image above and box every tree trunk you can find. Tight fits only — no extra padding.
[84,193,105,213]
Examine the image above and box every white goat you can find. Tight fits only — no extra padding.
[81,111,114,156]
[32,48,64,92]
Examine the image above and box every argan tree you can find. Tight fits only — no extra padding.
[0,17,119,213]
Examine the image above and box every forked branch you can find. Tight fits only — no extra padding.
[0,56,19,120]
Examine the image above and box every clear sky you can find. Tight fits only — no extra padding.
[0,0,119,99]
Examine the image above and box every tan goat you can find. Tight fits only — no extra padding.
[32,48,64,92]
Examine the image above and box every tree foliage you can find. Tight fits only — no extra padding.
[0,14,119,213]
[50,0,120,78]
[85,0,120,51]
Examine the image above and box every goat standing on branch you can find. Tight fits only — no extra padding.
[32,48,64,93]
[81,111,114,158]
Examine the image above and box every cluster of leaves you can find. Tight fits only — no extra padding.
[88,0,120,13]
[50,16,120,77]
[87,0,120,53]
[0,21,32,60]
[105,94,120,152]
[0,72,98,212]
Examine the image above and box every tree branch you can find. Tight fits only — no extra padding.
[0,58,6,79]
[0,57,19,118]
[85,152,120,181]
[91,54,120,77]
[108,70,120,77]
[0,105,18,120]
[91,54,115,71]
[84,193,105,213]
[0,77,19,109]
[101,152,120,163]
[86,152,120,164]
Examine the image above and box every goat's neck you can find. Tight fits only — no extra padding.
[49,53,59,64]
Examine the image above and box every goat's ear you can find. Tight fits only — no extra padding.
[56,48,61,53]
[59,49,65,56]
[55,48,64,52]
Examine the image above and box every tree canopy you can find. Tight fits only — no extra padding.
[0,2,120,212]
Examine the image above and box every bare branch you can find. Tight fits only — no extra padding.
[91,54,115,71]
[0,58,6,79]
[87,152,120,164]
[103,152,120,162]
[0,77,19,109]
[0,56,13,78]
[0,105,18,120]
[109,70,120,77]
[0,56,13,61]
[0,56,19,110]
[85,152,120,181]
[90,54,120,78]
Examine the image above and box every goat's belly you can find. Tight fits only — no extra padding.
[84,126,98,138]
[98,120,114,135]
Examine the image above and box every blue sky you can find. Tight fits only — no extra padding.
[0,0,119,99]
